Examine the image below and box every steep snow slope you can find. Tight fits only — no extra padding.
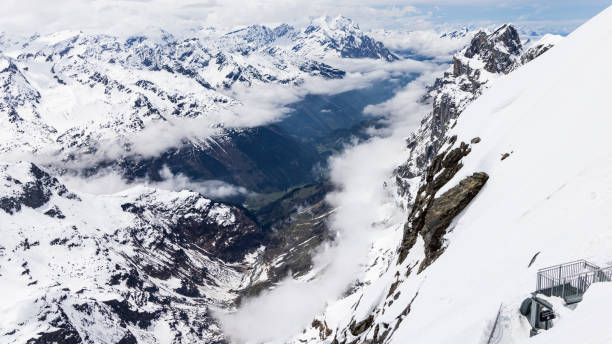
[394,25,559,205]
[531,284,612,344]
[293,6,611,344]
[391,8,612,342]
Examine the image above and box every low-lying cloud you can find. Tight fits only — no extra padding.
[60,165,249,199]
[123,58,434,158]
[12,57,435,169]
[216,70,443,343]
[370,28,474,60]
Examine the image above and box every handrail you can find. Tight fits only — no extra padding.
[537,260,599,283]
[537,259,591,273]
[536,260,612,303]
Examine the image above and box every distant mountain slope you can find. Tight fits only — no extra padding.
[295,16,398,61]
[0,17,398,193]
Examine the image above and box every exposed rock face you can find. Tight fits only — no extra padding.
[464,25,521,74]
[0,163,78,214]
[419,172,488,270]
[121,188,264,263]
[349,315,374,336]
[516,40,556,67]
[317,138,487,344]
[398,138,488,267]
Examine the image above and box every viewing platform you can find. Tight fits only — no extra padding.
[536,259,612,304]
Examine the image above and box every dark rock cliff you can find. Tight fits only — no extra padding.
[398,138,488,270]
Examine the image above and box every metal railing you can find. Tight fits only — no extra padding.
[536,260,612,303]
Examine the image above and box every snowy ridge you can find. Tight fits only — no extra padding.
[296,16,398,61]
[394,25,561,205]
[292,6,612,344]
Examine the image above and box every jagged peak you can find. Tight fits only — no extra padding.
[461,23,522,73]
[306,15,360,34]
[489,23,521,49]
[490,23,518,38]
[272,23,295,37]
[440,26,470,39]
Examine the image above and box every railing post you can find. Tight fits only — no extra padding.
[561,278,565,299]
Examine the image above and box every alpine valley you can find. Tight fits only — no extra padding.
[2,5,612,344]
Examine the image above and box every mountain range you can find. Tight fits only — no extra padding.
[0,15,397,193]
[3,6,609,344]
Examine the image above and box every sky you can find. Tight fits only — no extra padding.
[0,0,609,35]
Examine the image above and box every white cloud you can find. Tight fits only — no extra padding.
[52,58,435,164]
[60,165,249,198]
[216,70,442,343]
[370,29,474,59]
[0,0,418,35]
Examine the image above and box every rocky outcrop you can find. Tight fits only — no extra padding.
[515,39,558,68]
[419,172,488,270]
[0,163,78,214]
[319,137,487,344]
[464,25,521,74]
[398,138,488,272]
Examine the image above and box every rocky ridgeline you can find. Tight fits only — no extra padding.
[316,136,488,344]
[295,24,559,344]
[395,24,557,204]
[397,137,488,271]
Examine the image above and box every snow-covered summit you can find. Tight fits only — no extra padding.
[298,15,398,61]
[310,15,360,32]
[440,27,470,39]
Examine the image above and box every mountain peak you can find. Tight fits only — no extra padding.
[462,23,522,73]
[308,15,360,33]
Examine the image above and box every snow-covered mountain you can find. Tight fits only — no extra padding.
[296,16,398,61]
[4,4,606,343]
[0,16,394,181]
[0,19,402,343]
[291,6,612,344]
[0,161,266,343]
